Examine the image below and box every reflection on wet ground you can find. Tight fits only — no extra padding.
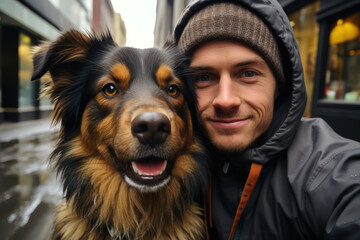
[0,131,62,240]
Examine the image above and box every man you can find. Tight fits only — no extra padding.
[173,0,360,239]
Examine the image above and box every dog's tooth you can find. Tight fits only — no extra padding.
[160,161,167,175]
[132,161,140,175]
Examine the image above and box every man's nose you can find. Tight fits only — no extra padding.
[212,74,241,110]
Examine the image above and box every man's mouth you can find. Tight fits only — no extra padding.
[124,157,171,192]
[209,118,249,129]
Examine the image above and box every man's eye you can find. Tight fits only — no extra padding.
[198,74,211,82]
[102,83,118,97]
[194,74,215,83]
[193,73,216,88]
[242,71,257,78]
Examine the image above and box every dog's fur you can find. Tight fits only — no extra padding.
[31,30,208,240]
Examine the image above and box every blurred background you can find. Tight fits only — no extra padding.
[0,0,359,239]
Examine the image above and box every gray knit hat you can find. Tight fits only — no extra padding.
[178,2,285,87]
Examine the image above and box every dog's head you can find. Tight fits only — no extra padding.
[32,30,202,194]
[32,30,208,238]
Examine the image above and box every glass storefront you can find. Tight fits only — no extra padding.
[18,32,36,107]
[324,12,360,103]
[288,1,320,117]
[18,31,52,112]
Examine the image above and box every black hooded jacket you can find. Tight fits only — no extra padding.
[174,0,360,239]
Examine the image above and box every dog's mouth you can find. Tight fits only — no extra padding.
[124,157,172,192]
[132,159,167,177]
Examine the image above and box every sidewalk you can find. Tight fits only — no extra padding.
[0,118,59,142]
[0,118,61,240]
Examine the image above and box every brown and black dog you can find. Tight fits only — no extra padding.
[31,30,208,240]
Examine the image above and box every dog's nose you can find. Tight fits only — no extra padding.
[131,112,171,146]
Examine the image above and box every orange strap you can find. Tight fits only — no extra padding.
[205,162,262,240]
[227,162,262,240]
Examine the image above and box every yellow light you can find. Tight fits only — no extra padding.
[330,19,359,45]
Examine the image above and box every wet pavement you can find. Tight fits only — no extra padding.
[0,120,62,240]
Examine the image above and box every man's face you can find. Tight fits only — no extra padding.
[190,41,277,152]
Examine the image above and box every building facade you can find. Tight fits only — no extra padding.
[154,0,360,141]
[154,0,191,47]
[114,12,127,47]
[0,0,125,123]
[93,0,113,35]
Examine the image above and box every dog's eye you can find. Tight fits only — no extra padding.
[167,84,180,97]
[102,83,118,97]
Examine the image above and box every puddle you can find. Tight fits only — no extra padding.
[0,132,62,240]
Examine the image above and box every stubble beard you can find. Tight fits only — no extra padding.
[200,125,252,154]
[210,137,250,153]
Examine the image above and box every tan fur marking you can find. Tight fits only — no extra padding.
[156,66,186,110]
[111,63,131,89]
[80,108,99,155]
[156,64,173,88]
[97,113,117,142]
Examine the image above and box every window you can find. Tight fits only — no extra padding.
[324,12,360,103]
[288,1,320,117]
[18,32,36,108]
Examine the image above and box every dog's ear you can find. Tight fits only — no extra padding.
[31,30,91,81]
[31,30,115,132]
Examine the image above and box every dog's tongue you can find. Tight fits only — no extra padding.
[132,160,167,176]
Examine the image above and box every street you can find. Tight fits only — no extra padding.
[0,120,62,240]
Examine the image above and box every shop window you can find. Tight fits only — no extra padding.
[324,12,360,103]
[288,1,320,117]
[18,32,36,107]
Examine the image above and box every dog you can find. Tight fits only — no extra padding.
[31,30,208,240]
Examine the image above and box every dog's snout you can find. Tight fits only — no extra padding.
[131,112,171,146]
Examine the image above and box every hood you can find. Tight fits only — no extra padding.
[174,0,307,165]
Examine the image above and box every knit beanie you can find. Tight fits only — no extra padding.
[178,2,285,88]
